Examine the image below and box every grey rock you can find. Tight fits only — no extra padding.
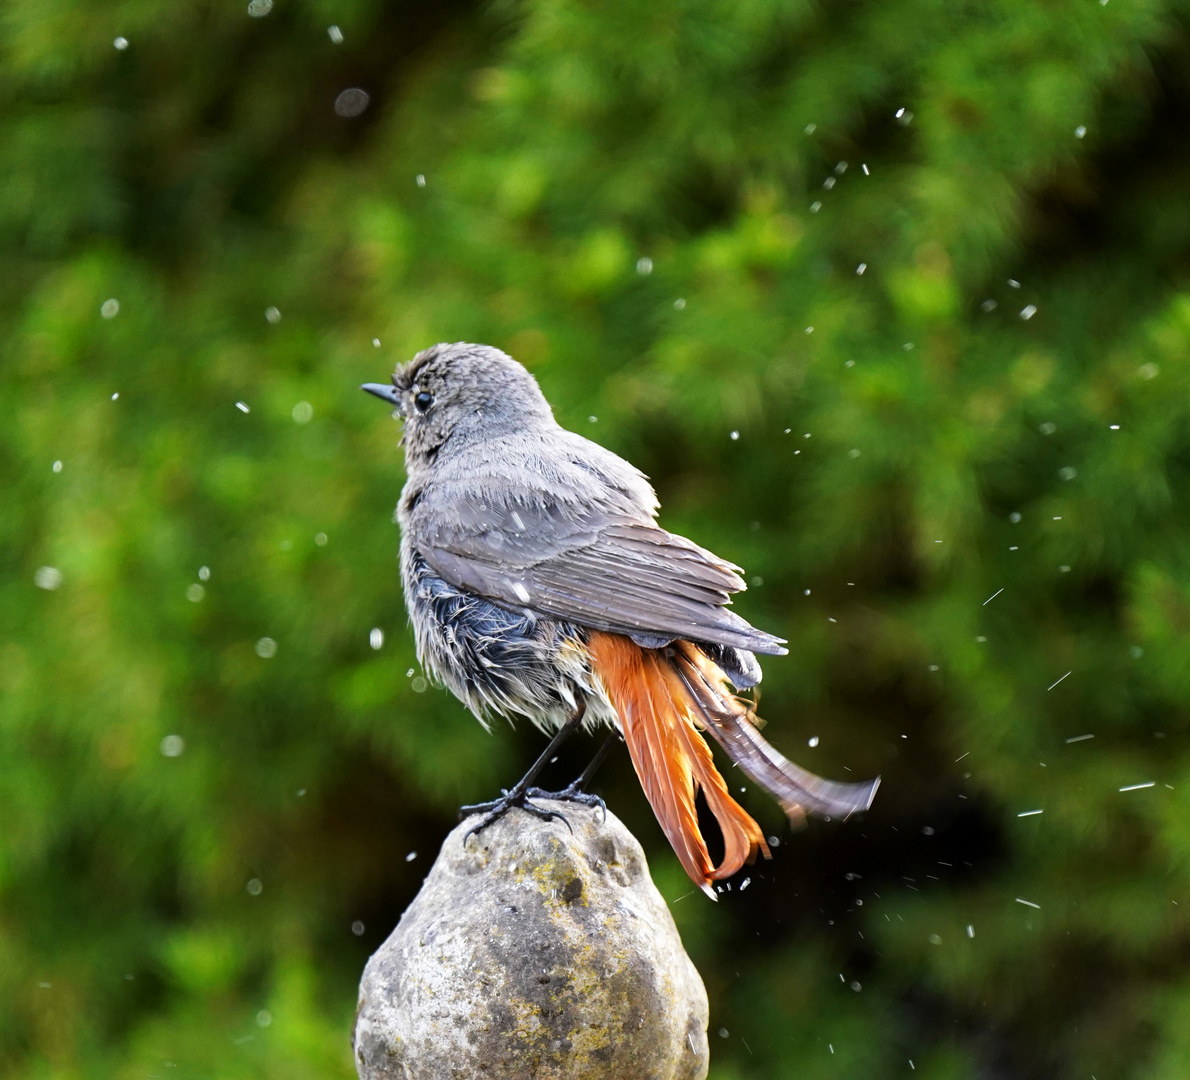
[353,801,709,1080]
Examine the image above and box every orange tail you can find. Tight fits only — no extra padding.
[587,631,768,897]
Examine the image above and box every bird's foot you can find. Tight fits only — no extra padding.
[459,788,574,842]
[526,783,607,823]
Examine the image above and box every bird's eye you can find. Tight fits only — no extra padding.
[413,390,434,413]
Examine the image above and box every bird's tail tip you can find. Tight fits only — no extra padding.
[587,631,767,893]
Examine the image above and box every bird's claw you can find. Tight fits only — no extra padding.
[526,784,607,823]
[460,789,574,844]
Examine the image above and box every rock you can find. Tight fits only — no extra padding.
[353,800,709,1080]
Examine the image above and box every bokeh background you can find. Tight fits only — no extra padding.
[4,1,1190,1077]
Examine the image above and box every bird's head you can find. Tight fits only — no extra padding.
[362,342,556,469]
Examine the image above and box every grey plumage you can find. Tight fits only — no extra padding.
[367,341,876,821]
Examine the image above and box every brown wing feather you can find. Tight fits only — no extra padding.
[415,496,787,655]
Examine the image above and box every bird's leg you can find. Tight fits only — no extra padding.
[526,732,621,822]
[461,703,589,839]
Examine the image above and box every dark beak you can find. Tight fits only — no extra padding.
[361,383,402,407]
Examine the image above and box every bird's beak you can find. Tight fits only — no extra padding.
[361,382,403,409]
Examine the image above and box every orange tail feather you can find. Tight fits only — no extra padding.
[587,631,769,895]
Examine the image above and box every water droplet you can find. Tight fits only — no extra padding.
[351,920,365,935]
[114,36,129,50]
[186,583,205,602]
[160,734,185,757]
[809,201,822,213]
[235,401,250,413]
[199,565,210,581]
[372,338,381,347]
[1074,125,1087,138]
[822,176,836,190]
[730,431,739,441]
[255,1008,271,1027]
[1008,279,1021,289]
[292,401,313,423]
[314,532,328,546]
[369,628,384,650]
[1039,422,1056,435]
[34,567,62,591]
[895,108,913,125]
[255,637,277,658]
[1139,363,1159,380]
[861,163,870,175]
[929,934,942,945]
[635,257,653,275]
[415,174,426,187]
[848,448,861,458]
[718,1028,729,1039]
[52,460,63,473]
[334,88,370,117]
[673,297,686,310]
[247,0,272,16]
[405,850,418,862]
[856,263,866,275]
[1020,304,1037,320]
[246,878,263,895]
[265,306,281,324]
[328,25,344,43]
[101,298,120,319]
[981,299,997,312]
[411,676,428,693]
[804,123,817,134]
[1058,466,1077,480]
[808,736,819,747]
[850,980,862,991]
[1009,511,1021,523]
[1130,645,1144,659]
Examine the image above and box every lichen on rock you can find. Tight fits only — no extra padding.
[353,800,709,1080]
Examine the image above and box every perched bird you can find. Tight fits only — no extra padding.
[363,343,877,898]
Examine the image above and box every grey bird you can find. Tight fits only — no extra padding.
[363,342,878,897]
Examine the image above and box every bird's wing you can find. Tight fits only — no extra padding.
[411,492,787,655]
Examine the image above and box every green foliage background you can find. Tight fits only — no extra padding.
[4,0,1190,1076]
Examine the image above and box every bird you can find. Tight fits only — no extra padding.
[362,342,878,898]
